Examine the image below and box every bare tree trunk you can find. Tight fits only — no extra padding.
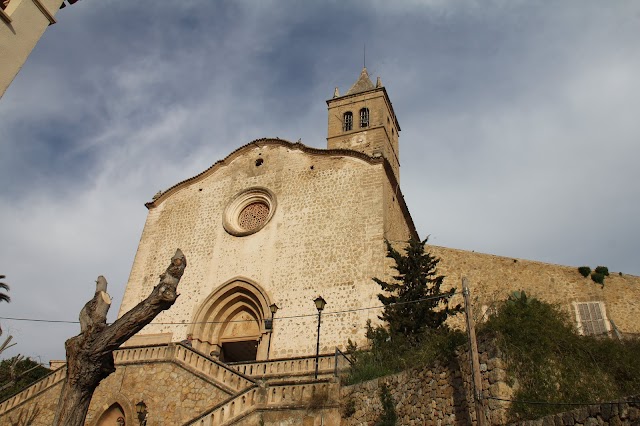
[52,249,186,426]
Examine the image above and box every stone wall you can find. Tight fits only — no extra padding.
[340,339,512,426]
[428,245,640,335]
[509,396,640,426]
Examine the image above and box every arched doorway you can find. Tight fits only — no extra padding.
[190,278,272,362]
[95,403,125,426]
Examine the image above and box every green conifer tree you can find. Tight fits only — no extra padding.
[373,238,462,340]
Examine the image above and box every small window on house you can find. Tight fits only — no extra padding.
[573,301,610,336]
[360,108,369,128]
[343,112,353,131]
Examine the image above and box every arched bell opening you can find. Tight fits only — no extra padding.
[190,278,272,362]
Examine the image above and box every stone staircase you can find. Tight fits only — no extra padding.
[183,379,337,426]
[0,364,67,414]
[115,344,256,394]
[0,343,256,420]
[0,344,347,425]
[181,353,346,425]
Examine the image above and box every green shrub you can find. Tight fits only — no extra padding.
[375,384,397,426]
[342,321,465,385]
[480,296,640,421]
[591,272,605,284]
[595,266,609,276]
[578,266,591,277]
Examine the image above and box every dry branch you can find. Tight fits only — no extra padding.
[52,249,186,426]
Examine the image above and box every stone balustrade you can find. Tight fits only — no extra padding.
[184,386,260,426]
[228,353,338,379]
[115,344,255,393]
[184,379,336,426]
[264,380,335,407]
[0,366,66,415]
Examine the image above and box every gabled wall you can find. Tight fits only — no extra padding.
[119,140,415,359]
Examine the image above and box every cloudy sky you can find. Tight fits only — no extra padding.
[1,1,639,362]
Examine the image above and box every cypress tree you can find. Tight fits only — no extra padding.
[373,238,462,341]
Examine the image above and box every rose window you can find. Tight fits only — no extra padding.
[238,202,270,231]
[223,187,276,236]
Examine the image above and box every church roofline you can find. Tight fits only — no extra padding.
[144,137,418,240]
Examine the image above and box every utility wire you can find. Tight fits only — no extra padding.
[484,396,640,406]
[0,291,458,326]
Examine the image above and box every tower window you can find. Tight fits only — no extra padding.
[343,112,353,131]
[360,108,369,128]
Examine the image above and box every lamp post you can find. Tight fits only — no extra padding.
[266,303,279,360]
[314,296,326,379]
[135,401,147,426]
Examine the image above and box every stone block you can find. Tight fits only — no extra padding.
[489,382,511,398]
[601,403,612,420]
[488,368,507,384]
[574,407,589,422]
[561,412,574,424]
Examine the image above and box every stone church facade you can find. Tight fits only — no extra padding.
[117,67,415,363]
[1,66,640,425]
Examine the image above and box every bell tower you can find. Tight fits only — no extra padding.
[327,67,401,181]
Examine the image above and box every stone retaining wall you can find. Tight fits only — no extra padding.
[509,396,640,426]
[340,339,512,425]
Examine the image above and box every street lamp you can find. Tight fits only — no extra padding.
[266,303,279,360]
[314,296,327,379]
[135,401,147,426]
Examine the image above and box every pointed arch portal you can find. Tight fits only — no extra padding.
[95,403,125,426]
[190,278,272,362]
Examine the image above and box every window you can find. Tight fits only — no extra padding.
[573,301,610,336]
[343,112,353,131]
[223,187,277,236]
[360,108,369,128]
